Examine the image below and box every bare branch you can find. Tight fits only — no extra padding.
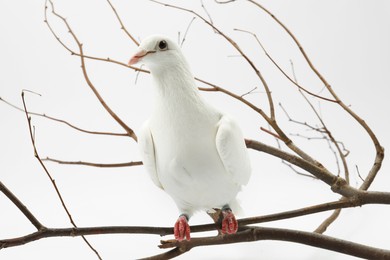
[281,160,316,179]
[260,126,282,140]
[246,0,384,191]
[215,0,236,3]
[4,221,390,260]
[234,28,338,103]
[286,60,351,232]
[200,0,215,31]
[314,208,341,234]
[0,225,172,249]
[245,139,340,192]
[43,157,143,168]
[299,90,350,182]
[0,97,128,137]
[282,57,350,193]
[2,189,390,253]
[105,0,139,46]
[240,86,258,98]
[155,227,390,260]
[180,17,196,47]
[272,129,317,179]
[0,181,45,231]
[21,90,102,259]
[356,165,365,183]
[196,77,268,119]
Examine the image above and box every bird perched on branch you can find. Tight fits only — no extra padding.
[129,35,251,241]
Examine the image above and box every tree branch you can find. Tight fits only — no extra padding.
[3,192,390,249]
[155,227,390,260]
[43,157,143,168]
[0,96,128,137]
[21,91,102,259]
[246,0,384,191]
[233,28,337,103]
[0,181,45,231]
[245,138,382,200]
[314,208,341,234]
[105,0,139,46]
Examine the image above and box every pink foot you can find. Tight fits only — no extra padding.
[221,208,238,234]
[174,215,191,241]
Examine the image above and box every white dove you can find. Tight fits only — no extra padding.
[129,35,251,241]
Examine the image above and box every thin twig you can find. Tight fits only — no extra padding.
[314,208,341,234]
[215,0,236,3]
[260,126,282,140]
[196,77,268,119]
[44,157,143,168]
[0,97,128,137]
[180,17,196,47]
[240,86,258,98]
[234,28,337,103]
[274,98,347,231]
[282,160,316,179]
[356,165,365,182]
[271,125,316,179]
[200,0,216,33]
[290,59,298,83]
[21,91,102,260]
[296,89,348,232]
[134,64,146,85]
[300,90,349,181]
[279,102,324,132]
[106,0,139,46]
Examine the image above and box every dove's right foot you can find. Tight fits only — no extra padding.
[174,214,191,241]
[221,207,238,235]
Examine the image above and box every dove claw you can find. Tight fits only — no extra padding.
[221,208,238,235]
[174,215,191,241]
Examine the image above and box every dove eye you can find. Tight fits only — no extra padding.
[158,40,168,51]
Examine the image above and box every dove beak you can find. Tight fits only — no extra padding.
[128,49,155,66]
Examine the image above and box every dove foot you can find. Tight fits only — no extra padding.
[221,207,238,234]
[174,214,191,241]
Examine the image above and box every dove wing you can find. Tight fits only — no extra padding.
[215,115,251,186]
[138,121,163,189]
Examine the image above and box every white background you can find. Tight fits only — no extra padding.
[1,0,390,259]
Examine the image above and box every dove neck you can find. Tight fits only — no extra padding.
[151,62,202,109]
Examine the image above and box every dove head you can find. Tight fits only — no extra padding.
[128,35,187,73]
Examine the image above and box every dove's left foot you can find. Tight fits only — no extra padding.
[221,207,238,234]
[174,214,191,241]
